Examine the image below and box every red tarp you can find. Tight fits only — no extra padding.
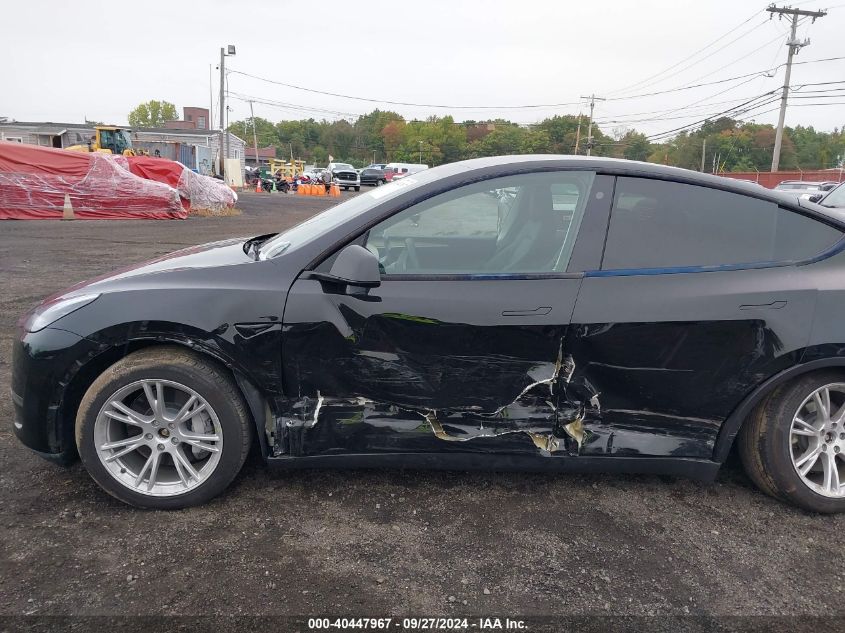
[0,142,186,220]
[115,156,237,213]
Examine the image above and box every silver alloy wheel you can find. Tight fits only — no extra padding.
[93,379,223,497]
[790,383,845,498]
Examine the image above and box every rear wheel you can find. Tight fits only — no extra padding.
[75,346,252,509]
[739,371,845,513]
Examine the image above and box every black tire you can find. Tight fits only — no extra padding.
[738,370,845,513]
[343,186,348,191]
[354,186,360,192]
[75,346,252,509]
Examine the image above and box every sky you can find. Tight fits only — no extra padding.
[1,0,843,139]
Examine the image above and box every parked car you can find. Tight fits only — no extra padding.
[812,182,845,210]
[385,162,429,180]
[13,155,845,512]
[363,163,393,181]
[360,167,387,186]
[329,162,360,191]
[774,180,838,200]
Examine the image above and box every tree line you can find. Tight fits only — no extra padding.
[227,109,845,172]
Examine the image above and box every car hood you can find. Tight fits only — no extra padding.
[797,198,845,226]
[50,237,256,299]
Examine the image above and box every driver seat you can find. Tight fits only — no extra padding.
[485,185,561,272]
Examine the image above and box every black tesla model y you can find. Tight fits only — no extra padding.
[12,156,845,511]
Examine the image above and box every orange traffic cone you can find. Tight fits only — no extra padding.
[330,184,340,197]
[255,178,262,193]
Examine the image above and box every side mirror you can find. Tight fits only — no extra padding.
[808,194,823,203]
[311,245,381,289]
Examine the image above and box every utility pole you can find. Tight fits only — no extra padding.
[574,113,582,155]
[218,45,236,180]
[700,138,706,172]
[248,100,260,177]
[580,94,605,156]
[766,4,826,171]
[218,48,225,178]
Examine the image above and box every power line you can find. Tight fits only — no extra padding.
[644,93,785,141]
[228,91,363,119]
[598,81,845,128]
[613,11,768,94]
[227,55,845,118]
[228,70,585,110]
[605,9,764,96]
[596,92,781,125]
[604,55,845,102]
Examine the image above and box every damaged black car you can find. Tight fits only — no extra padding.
[12,155,845,512]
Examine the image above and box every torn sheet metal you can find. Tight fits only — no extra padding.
[274,339,599,457]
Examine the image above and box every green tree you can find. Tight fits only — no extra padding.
[128,100,178,128]
[620,131,651,162]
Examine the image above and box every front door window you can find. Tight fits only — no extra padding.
[364,171,595,276]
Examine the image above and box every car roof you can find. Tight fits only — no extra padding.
[412,155,845,229]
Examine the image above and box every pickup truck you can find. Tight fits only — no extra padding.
[328,162,361,191]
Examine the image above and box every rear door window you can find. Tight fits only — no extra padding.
[602,177,843,270]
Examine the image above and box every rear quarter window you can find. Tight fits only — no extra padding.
[602,177,843,270]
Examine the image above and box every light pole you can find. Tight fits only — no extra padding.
[218,44,236,181]
[373,150,376,165]
[418,141,423,165]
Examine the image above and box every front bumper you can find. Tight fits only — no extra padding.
[12,326,98,460]
[334,174,360,188]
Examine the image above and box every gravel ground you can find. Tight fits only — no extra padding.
[1,191,843,627]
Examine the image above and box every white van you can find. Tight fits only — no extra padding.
[385,162,429,180]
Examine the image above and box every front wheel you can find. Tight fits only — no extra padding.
[739,371,845,513]
[75,346,252,509]
[354,186,360,192]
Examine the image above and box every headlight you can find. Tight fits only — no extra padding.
[24,293,100,332]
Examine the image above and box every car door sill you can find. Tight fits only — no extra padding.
[265,453,720,482]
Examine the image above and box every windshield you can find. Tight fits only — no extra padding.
[822,185,845,208]
[258,174,435,259]
[777,183,820,190]
[331,163,354,171]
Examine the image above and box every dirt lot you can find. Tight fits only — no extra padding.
[1,191,843,627]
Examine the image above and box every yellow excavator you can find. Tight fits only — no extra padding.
[66,126,140,156]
